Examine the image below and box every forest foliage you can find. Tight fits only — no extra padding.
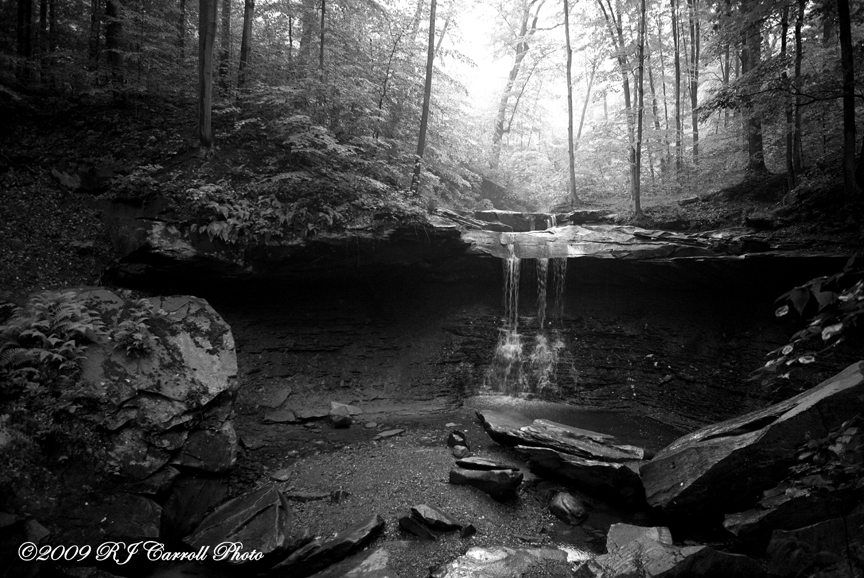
[2,0,864,214]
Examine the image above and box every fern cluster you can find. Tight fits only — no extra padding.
[110,298,162,358]
[0,292,106,397]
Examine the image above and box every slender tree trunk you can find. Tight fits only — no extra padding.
[741,0,766,172]
[48,0,55,52]
[411,0,436,193]
[670,0,682,175]
[219,0,230,91]
[648,55,663,175]
[686,0,699,166]
[237,0,253,89]
[434,12,451,59]
[655,12,670,174]
[837,0,858,197]
[198,0,218,155]
[38,0,46,77]
[17,0,33,81]
[575,59,597,149]
[491,0,546,168]
[375,28,404,139]
[634,0,646,214]
[88,0,101,71]
[177,0,185,63]
[781,6,795,189]
[563,0,581,206]
[793,0,804,173]
[298,0,316,72]
[597,0,636,193]
[318,0,325,70]
[105,0,123,94]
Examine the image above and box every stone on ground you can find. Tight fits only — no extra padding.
[263,408,299,424]
[447,431,468,449]
[456,456,519,471]
[308,547,393,578]
[549,492,587,526]
[449,467,523,501]
[398,516,436,541]
[451,445,470,458]
[410,504,462,531]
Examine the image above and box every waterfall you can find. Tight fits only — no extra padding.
[485,249,569,397]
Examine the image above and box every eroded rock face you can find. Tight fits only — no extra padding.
[640,361,864,518]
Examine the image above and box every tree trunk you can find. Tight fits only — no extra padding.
[491,0,546,169]
[198,0,218,155]
[48,0,55,53]
[219,0,230,91]
[105,0,124,94]
[781,5,795,189]
[686,0,699,166]
[411,0,436,193]
[597,0,636,193]
[38,0,46,75]
[792,0,804,173]
[634,0,646,215]
[670,0,682,175]
[298,0,317,72]
[563,0,581,206]
[741,0,766,173]
[434,12,451,60]
[17,0,33,81]
[837,0,858,197]
[575,59,597,150]
[648,55,663,176]
[654,12,670,174]
[237,0,253,89]
[318,0,325,70]
[88,0,100,71]
[178,0,185,63]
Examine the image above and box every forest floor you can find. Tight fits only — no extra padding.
[2,95,864,576]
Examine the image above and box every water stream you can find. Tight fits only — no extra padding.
[484,246,570,397]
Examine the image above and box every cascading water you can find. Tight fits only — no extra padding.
[484,246,570,397]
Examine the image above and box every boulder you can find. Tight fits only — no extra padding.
[549,492,587,526]
[75,289,238,480]
[431,546,570,578]
[477,412,646,461]
[574,524,765,578]
[269,514,385,577]
[517,446,645,507]
[640,361,864,518]
[410,504,461,531]
[447,431,468,449]
[449,467,523,501]
[263,409,299,424]
[185,485,304,565]
[330,402,362,416]
[452,445,470,459]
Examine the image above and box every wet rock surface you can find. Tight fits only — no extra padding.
[431,546,572,578]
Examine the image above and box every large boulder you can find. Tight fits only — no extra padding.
[574,524,765,578]
[77,289,239,480]
[640,361,864,518]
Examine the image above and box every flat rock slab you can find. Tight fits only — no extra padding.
[477,412,645,462]
[263,409,299,424]
[449,468,523,501]
[399,516,436,541]
[456,457,519,471]
[374,429,406,440]
[517,446,645,508]
[185,485,298,565]
[270,514,385,577]
[574,523,765,578]
[640,361,864,518]
[431,546,570,578]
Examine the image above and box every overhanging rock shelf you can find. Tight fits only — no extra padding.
[102,202,842,287]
